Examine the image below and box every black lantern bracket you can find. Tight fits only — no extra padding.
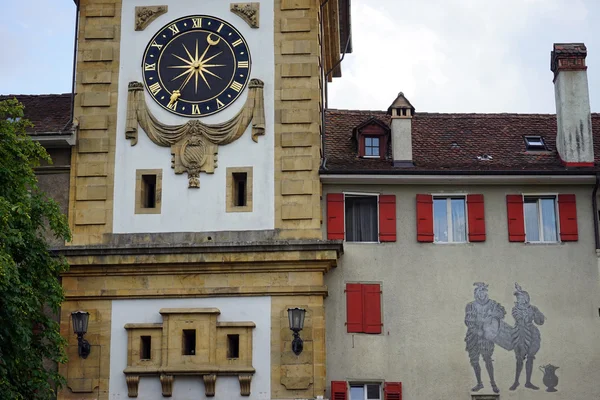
[287,307,306,356]
[71,311,91,359]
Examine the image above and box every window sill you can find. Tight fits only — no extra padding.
[524,241,562,245]
[345,241,381,244]
[433,241,469,245]
[361,156,382,159]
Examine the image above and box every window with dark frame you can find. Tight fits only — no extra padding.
[524,136,546,151]
[232,172,247,207]
[345,195,378,242]
[140,336,152,360]
[227,334,240,359]
[182,329,196,355]
[364,136,380,157]
[141,174,157,208]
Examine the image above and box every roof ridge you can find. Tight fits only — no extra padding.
[0,93,72,98]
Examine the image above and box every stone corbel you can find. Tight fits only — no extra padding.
[239,374,252,396]
[160,374,174,397]
[230,3,259,28]
[203,374,217,397]
[126,375,140,397]
[135,6,168,31]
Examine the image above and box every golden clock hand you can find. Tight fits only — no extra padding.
[201,51,223,65]
[172,53,193,65]
[200,67,222,80]
[178,69,196,91]
[181,42,194,64]
[172,68,193,82]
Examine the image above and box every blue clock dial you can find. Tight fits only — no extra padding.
[142,15,252,117]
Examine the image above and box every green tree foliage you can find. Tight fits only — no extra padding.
[0,99,71,399]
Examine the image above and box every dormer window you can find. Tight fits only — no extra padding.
[364,136,380,157]
[353,117,390,159]
[524,136,546,151]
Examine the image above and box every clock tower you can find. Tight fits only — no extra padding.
[59,0,348,399]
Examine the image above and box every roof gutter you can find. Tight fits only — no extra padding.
[61,0,80,134]
[320,171,598,185]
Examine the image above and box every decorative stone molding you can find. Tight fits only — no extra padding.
[203,374,217,397]
[230,3,259,28]
[126,375,140,397]
[135,6,168,31]
[239,374,252,396]
[160,374,173,397]
[125,80,265,188]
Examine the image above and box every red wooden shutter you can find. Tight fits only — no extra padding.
[467,194,486,242]
[327,193,345,240]
[362,284,382,334]
[331,381,348,400]
[379,195,397,242]
[558,194,578,241]
[416,194,434,242]
[506,195,525,242]
[346,283,364,333]
[384,382,402,400]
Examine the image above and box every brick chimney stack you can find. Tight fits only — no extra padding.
[551,43,594,166]
[387,92,415,167]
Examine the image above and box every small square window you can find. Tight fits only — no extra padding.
[345,195,378,242]
[140,336,151,360]
[364,136,380,157]
[524,136,546,151]
[524,197,558,242]
[135,169,162,214]
[227,334,240,359]
[182,329,196,355]
[433,197,467,243]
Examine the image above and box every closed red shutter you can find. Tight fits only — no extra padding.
[416,194,434,242]
[384,382,402,400]
[379,195,397,242]
[558,194,578,241]
[362,284,382,334]
[506,195,525,242]
[331,381,348,400]
[327,193,345,240]
[467,194,486,242]
[346,283,363,333]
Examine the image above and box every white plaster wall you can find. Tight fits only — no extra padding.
[109,297,271,399]
[390,118,412,162]
[323,184,600,400]
[114,0,275,233]
[554,71,594,163]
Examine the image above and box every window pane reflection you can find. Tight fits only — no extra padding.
[350,386,364,400]
[524,200,540,242]
[451,198,466,242]
[540,198,557,242]
[433,198,448,242]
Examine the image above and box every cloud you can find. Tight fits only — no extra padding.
[329,0,596,113]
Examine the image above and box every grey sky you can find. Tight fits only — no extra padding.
[1,0,598,114]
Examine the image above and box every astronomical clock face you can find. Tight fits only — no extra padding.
[142,15,252,117]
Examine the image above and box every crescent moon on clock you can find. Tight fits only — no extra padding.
[207,33,221,46]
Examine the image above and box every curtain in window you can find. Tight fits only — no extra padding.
[433,199,448,242]
[540,198,557,242]
[451,198,466,242]
[345,197,378,242]
[524,200,540,241]
[350,386,364,400]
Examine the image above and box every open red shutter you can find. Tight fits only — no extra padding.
[384,382,402,400]
[331,381,348,400]
[506,195,525,242]
[467,194,486,242]
[346,283,363,333]
[558,194,578,241]
[362,284,382,334]
[379,195,397,242]
[327,193,345,240]
[416,194,434,242]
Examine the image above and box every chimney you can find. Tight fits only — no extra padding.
[551,43,594,166]
[387,92,415,167]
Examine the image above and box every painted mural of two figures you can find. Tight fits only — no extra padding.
[465,282,558,394]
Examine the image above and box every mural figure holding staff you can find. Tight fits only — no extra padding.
[509,283,545,391]
[464,282,506,393]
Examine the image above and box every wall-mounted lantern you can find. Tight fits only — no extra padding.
[287,307,306,356]
[71,311,91,359]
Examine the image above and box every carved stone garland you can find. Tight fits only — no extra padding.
[125,79,265,188]
[135,6,168,31]
[230,3,260,28]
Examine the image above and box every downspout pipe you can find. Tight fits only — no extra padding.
[592,174,599,250]
[62,0,80,133]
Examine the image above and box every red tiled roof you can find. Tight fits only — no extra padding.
[0,93,72,133]
[324,109,600,173]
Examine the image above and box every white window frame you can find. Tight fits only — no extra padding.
[343,192,380,244]
[432,194,468,244]
[522,194,560,243]
[348,382,382,400]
